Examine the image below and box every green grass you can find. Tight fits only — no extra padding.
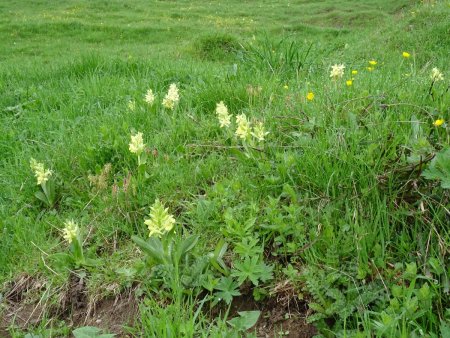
[1,0,449,337]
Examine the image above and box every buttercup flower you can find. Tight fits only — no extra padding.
[30,158,52,185]
[129,132,145,156]
[235,113,251,140]
[433,119,445,127]
[346,80,353,86]
[351,70,358,75]
[216,101,231,128]
[144,89,155,105]
[306,92,315,101]
[431,68,444,82]
[369,60,377,66]
[402,52,410,58]
[162,83,179,110]
[330,64,345,79]
[144,199,176,237]
[251,121,269,142]
[128,100,136,111]
[63,220,79,244]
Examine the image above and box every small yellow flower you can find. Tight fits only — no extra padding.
[144,89,155,105]
[402,51,410,58]
[63,220,79,244]
[30,158,52,185]
[144,199,176,237]
[346,80,353,86]
[283,84,289,90]
[129,132,145,156]
[235,113,251,140]
[369,60,377,66]
[431,67,444,82]
[128,100,136,111]
[216,101,231,128]
[162,83,179,110]
[306,92,314,101]
[367,67,374,72]
[330,64,345,79]
[433,119,445,127]
[351,70,358,75]
[251,121,269,142]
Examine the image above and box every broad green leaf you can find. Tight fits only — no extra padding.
[132,235,166,264]
[227,311,260,331]
[34,191,49,205]
[422,148,450,189]
[73,326,115,338]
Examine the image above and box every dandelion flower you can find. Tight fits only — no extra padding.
[283,84,289,90]
[346,80,353,86]
[129,132,145,156]
[235,113,251,140]
[431,68,444,82]
[144,89,155,105]
[433,119,445,127]
[306,92,314,101]
[402,52,410,58]
[144,199,176,237]
[369,60,377,66]
[251,121,269,142]
[215,101,231,128]
[128,100,136,111]
[162,83,180,110]
[63,220,79,244]
[30,158,52,185]
[351,70,358,75]
[367,67,374,72]
[330,64,345,79]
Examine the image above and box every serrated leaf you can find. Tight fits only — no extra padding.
[231,257,273,286]
[214,276,241,304]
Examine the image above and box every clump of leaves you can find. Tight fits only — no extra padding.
[422,148,450,188]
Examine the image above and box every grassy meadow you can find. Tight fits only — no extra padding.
[0,0,449,337]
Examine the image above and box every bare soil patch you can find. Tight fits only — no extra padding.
[0,273,137,337]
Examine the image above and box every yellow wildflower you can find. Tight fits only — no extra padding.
[402,52,410,58]
[128,100,136,111]
[346,80,353,86]
[306,92,314,101]
[283,84,289,90]
[367,67,374,72]
[63,220,79,244]
[369,60,377,66]
[351,70,358,75]
[251,121,269,142]
[330,64,345,79]
[433,119,445,127]
[431,67,444,82]
[144,89,155,105]
[30,158,52,185]
[144,199,176,237]
[216,101,232,128]
[235,113,251,140]
[162,83,179,110]
[129,132,145,156]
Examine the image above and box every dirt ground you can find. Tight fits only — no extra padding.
[1,274,316,337]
